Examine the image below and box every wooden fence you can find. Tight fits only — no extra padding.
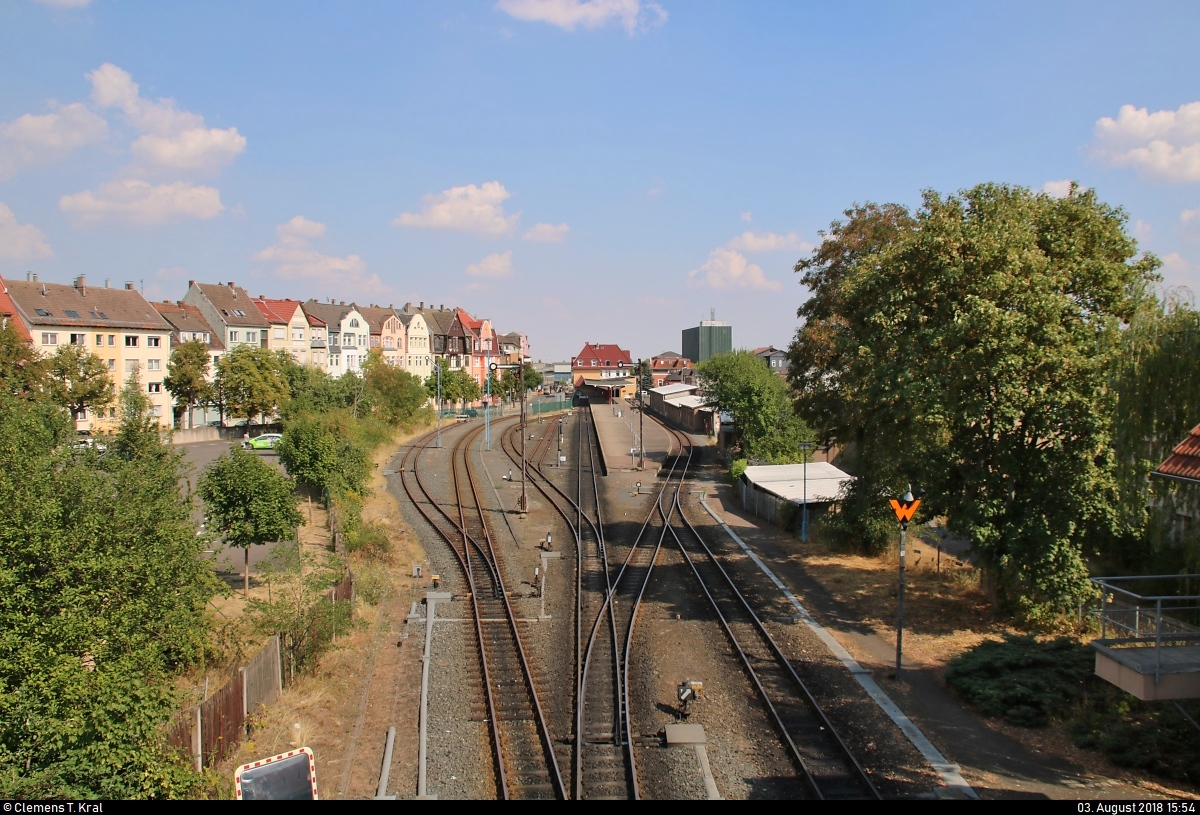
[325,571,355,603]
[167,634,283,769]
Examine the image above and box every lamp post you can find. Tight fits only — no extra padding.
[435,362,442,448]
[485,351,491,451]
[888,487,921,679]
[798,441,815,542]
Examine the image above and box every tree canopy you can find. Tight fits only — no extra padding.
[163,340,212,427]
[425,358,481,404]
[46,343,114,421]
[215,346,289,424]
[788,183,1158,619]
[697,350,812,462]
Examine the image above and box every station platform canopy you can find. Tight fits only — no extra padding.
[743,462,852,505]
[649,383,698,397]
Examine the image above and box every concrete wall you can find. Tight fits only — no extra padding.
[168,426,221,444]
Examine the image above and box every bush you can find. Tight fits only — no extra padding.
[1073,696,1200,783]
[346,520,392,560]
[730,458,748,484]
[945,635,1096,727]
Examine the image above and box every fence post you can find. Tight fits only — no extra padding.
[192,705,202,772]
[241,667,248,735]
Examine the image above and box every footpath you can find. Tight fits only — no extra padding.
[696,471,1184,800]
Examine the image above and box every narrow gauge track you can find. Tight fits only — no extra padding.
[501,406,694,799]
[397,418,565,800]
[653,421,881,801]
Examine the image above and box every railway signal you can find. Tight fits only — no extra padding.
[677,679,703,715]
[889,486,922,678]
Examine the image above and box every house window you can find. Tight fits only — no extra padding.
[147,359,161,371]
[292,328,304,341]
[150,405,162,417]
[204,333,211,343]
[95,334,104,345]
[274,328,285,339]
[245,331,258,344]
[34,309,51,317]
[349,318,360,328]
[125,360,139,372]
[212,356,220,367]
[147,336,161,347]
[229,330,240,343]
[108,335,115,346]
[125,335,139,347]
[347,354,357,368]
[590,359,596,367]
[148,382,162,393]
[70,334,86,346]
[63,310,80,318]
[232,309,246,317]
[41,333,57,346]
[107,359,115,371]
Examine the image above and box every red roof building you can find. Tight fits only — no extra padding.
[0,274,31,341]
[1153,424,1200,486]
[571,342,633,387]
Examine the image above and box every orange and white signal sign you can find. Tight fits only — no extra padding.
[889,498,921,523]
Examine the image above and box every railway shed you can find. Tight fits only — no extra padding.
[646,383,717,434]
[739,462,853,529]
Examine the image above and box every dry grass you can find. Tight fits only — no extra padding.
[798,525,1019,668]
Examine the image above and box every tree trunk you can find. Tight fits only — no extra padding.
[244,547,249,599]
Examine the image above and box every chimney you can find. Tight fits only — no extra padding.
[105,279,111,289]
[339,300,345,306]
[227,281,236,289]
[187,279,194,289]
[440,304,444,310]
[74,275,86,295]
[124,282,134,290]
[419,301,424,309]
[26,272,36,282]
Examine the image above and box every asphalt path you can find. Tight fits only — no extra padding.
[179,438,291,578]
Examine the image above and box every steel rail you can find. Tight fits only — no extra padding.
[396,418,563,800]
[451,419,566,800]
[655,423,880,800]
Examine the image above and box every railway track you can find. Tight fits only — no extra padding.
[397,418,565,800]
[652,421,881,801]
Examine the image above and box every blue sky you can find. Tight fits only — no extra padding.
[1,0,1198,362]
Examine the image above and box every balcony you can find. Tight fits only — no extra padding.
[310,338,327,349]
[1091,574,1200,700]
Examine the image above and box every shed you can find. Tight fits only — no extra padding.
[739,462,853,529]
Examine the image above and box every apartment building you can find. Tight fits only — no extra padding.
[397,310,433,383]
[252,296,315,366]
[302,300,369,375]
[182,281,270,353]
[152,300,226,427]
[358,305,406,367]
[6,274,174,429]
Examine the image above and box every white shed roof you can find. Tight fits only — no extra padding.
[669,395,712,410]
[649,383,698,396]
[744,462,852,504]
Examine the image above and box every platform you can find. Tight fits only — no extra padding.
[1093,642,1200,700]
[589,399,674,473]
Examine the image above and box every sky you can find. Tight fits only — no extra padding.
[1,0,1198,362]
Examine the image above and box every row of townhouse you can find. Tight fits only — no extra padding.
[1,273,531,431]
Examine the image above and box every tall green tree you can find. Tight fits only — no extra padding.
[638,359,653,395]
[425,359,481,405]
[162,339,212,429]
[0,391,216,797]
[46,343,114,422]
[788,183,1159,620]
[0,320,47,399]
[362,349,428,427]
[276,412,342,493]
[198,446,303,597]
[522,361,542,392]
[214,345,289,425]
[697,350,811,460]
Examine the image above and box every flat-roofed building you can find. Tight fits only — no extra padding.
[7,274,174,430]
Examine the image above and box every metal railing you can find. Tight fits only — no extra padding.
[1091,574,1200,684]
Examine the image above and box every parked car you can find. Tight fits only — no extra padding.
[244,433,282,450]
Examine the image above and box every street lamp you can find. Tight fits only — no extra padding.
[435,363,442,448]
[491,360,527,512]
[797,441,815,542]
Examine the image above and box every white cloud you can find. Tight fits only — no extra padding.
[0,102,107,179]
[740,211,753,222]
[393,181,518,235]
[59,179,224,225]
[1088,101,1200,182]
[726,230,809,253]
[1041,179,1080,198]
[523,222,569,242]
[1161,252,1194,274]
[466,250,515,279]
[87,63,245,174]
[496,0,666,34]
[687,247,781,292]
[0,203,53,261]
[254,216,388,294]
[1181,208,1200,238]
[1135,219,1153,240]
[35,0,91,6]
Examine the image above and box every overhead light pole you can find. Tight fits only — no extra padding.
[491,360,527,512]
[798,441,815,541]
[435,362,442,448]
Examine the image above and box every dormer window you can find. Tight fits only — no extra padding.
[349,318,360,327]
[232,309,246,317]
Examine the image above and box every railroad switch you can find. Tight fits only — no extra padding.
[431,574,440,589]
[677,679,703,716]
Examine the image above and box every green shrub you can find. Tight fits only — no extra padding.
[945,635,1096,727]
[730,458,748,484]
[346,520,391,560]
[1073,696,1200,783]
